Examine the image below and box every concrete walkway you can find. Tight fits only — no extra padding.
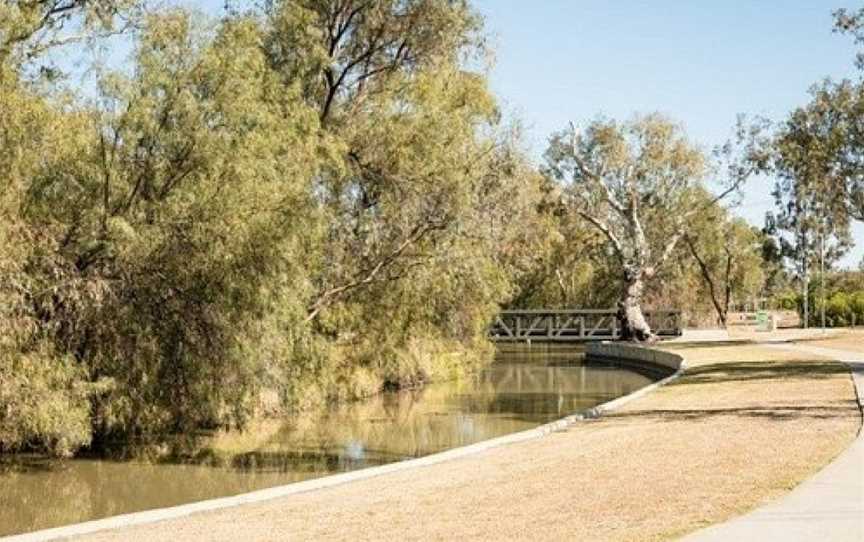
[684,343,864,542]
[671,329,731,342]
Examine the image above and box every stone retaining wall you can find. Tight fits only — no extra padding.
[586,341,684,372]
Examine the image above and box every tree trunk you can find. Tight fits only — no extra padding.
[618,271,656,342]
[686,235,727,329]
[717,307,728,328]
[802,251,810,329]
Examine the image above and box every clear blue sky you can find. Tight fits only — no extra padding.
[471,0,864,268]
[182,1,864,268]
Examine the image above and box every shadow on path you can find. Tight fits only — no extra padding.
[608,403,857,423]
[603,359,858,424]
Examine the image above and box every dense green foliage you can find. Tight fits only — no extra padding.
[0,0,546,456]
[2,0,862,459]
[791,271,864,328]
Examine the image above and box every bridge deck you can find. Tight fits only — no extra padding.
[489,309,681,342]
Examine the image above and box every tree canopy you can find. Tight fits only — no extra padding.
[0,0,547,456]
[542,114,753,339]
[3,0,862,459]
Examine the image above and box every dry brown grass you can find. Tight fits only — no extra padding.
[795,329,864,353]
[79,344,861,542]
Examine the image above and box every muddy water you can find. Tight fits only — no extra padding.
[0,345,660,536]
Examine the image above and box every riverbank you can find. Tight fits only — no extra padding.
[2,347,657,537]
[60,334,862,541]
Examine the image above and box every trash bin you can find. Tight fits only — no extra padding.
[756,311,772,332]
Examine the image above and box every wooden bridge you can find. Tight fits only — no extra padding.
[489,309,682,342]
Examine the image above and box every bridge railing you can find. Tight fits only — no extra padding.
[489,309,682,342]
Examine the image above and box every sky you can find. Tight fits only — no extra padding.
[470,0,864,269]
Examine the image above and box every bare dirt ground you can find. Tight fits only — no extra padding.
[77,343,861,542]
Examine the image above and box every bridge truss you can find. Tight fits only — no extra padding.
[489,309,682,342]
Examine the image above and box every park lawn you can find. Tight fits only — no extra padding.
[78,343,860,542]
[795,329,864,353]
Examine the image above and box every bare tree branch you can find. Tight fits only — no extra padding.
[576,210,623,261]
[305,218,446,322]
[568,123,626,214]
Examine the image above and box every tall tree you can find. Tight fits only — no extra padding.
[766,83,856,326]
[783,8,864,223]
[0,0,142,455]
[543,115,751,341]
[263,0,540,337]
[685,206,765,327]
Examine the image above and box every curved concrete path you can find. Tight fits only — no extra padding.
[683,343,864,542]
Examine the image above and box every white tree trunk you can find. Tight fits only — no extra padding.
[618,270,656,342]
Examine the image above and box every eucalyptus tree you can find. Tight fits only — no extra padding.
[768,80,862,228]
[740,8,864,326]
[543,115,752,341]
[766,82,856,327]
[770,7,864,224]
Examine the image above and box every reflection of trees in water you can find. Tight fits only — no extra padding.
[206,362,656,465]
[0,457,94,536]
[480,363,654,398]
[0,359,657,536]
[0,455,328,536]
[453,363,651,423]
[175,361,656,469]
[493,344,586,365]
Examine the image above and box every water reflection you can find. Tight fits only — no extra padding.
[0,345,658,536]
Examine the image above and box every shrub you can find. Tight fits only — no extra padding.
[0,348,111,457]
